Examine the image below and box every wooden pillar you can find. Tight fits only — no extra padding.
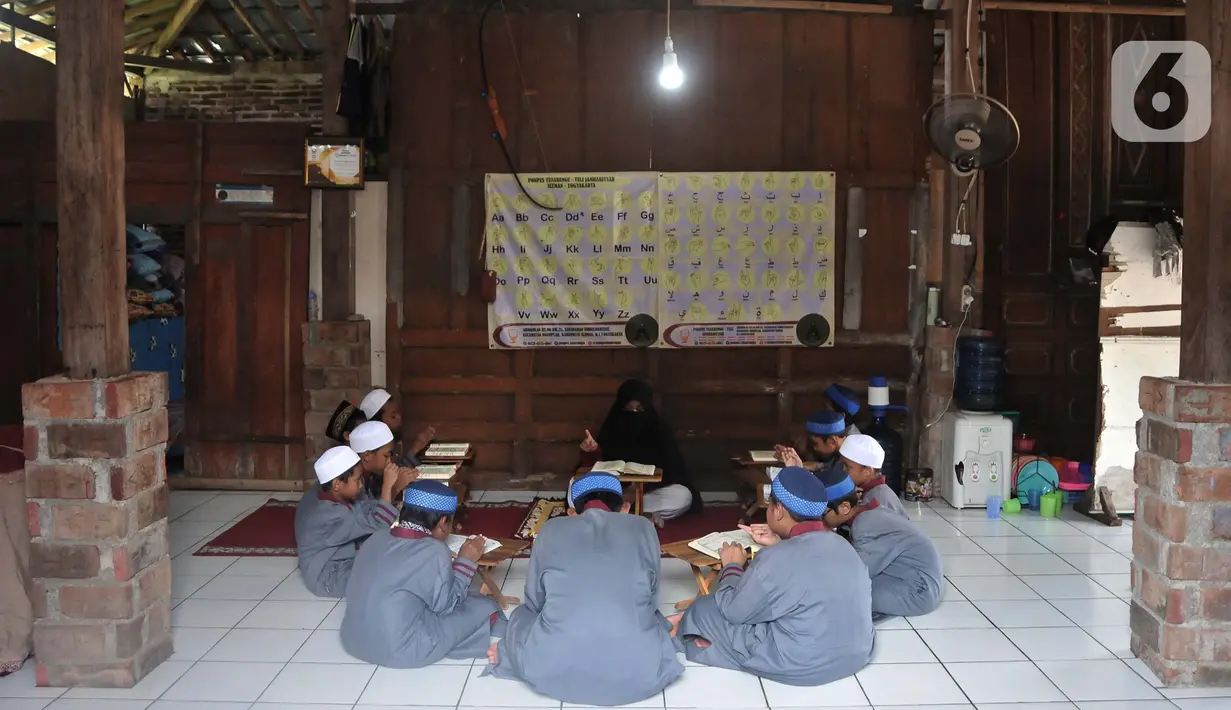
[319,0,356,320]
[1179,0,1231,383]
[57,0,129,379]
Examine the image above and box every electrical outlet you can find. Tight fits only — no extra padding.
[961,285,974,313]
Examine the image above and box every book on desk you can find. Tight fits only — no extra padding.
[688,530,764,560]
[424,443,472,459]
[416,463,460,480]
[590,460,657,477]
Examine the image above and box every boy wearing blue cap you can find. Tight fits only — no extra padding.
[485,471,683,705]
[781,409,849,474]
[671,467,874,687]
[817,467,943,619]
[294,445,405,598]
[341,480,502,668]
[825,383,862,435]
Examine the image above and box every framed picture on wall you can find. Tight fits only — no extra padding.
[305,137,366,189]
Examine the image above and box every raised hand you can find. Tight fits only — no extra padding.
[580,429,599,453]
[738,523,781,547]
[411,425,437,453]
[777,447,805,468]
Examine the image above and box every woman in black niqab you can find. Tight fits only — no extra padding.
[581,379,702,518]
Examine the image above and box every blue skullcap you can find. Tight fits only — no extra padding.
[771,466,829,519]
[825,384,860,416]
[570,472,622,506]
[402,480,458,513]
[815,466,857,504]
[806,409,847,436]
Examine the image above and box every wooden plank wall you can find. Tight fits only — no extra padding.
[982,11,1183,462]
[0,121,312,485]
[390,8,934,489]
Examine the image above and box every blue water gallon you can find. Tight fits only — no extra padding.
[955,336,1004,412]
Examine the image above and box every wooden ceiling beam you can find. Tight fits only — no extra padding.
[201,4,255,61]
[125,9,179,37]
[148,0,207,56]
[16,1,55,17]
[0,7,230,73]
[226,0,278,58]
[124,0,182,21]
[191,33,226,63]
[296,0,321,34]
[258,0,305,58]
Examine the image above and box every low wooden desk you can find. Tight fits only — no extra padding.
[730,457,776,524]
[476,538,530,611]
[661,539,724,611]
[574,466,664,517]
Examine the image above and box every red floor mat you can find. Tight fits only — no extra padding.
[194,497,743,557]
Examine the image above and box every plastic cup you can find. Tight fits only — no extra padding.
[1028,489,1043,511]
[1040,491,1061,518]
[1002,498,1022,514]
[986,495,1002,519]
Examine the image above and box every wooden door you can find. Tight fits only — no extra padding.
[184,217,309,485]
[0,222,57,425]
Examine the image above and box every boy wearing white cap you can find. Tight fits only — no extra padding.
[839,434,909,520]
[341,481,502,668]
[359,388,436,468]
[294,445,405,598]
[485,472,683,705]
[350,420,417,502]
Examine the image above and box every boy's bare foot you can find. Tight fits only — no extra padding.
[693,638,712,649]
[666,612,682,637]
[487,642,499,664]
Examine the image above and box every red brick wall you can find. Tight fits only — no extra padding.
[142,68,322,127]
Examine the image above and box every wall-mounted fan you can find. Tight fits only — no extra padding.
[923,93,1021,177]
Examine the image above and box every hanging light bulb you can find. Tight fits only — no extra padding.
[659,37,683,90]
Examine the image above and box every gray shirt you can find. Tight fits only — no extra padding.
[487,507,683,705]
[293,486,397,598]
[677,522,874,686]
[341,527,498,667]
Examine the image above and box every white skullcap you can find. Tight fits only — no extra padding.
[358,389,392,420]
[349,421,394,454]
[315,446,360,485]
[840,434,885,469]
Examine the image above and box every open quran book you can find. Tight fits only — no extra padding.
[446,535,502,557]
[687,530,764,560]
[416,464,459,481]
[424,442,472,458]
[748,450,779,464]
[590,460,656,477]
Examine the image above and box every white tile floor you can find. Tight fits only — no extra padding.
[3,491,1231,710]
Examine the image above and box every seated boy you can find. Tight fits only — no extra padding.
[341,481,502,668]
[671,467,874,687]
[325,399,367,445]
[294,446,402,598]
[780,409,848,475]
[825,383,862,434]
[350,420,417,503]
[818,466,943,619]
[840,434,909,520]
[486,472,683,705]
[359,388,436,468]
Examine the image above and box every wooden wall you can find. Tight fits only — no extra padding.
[982,10,1184,462]
[390,8,934,488]
[0,121,312,485]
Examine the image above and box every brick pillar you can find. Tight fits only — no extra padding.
[22,373,172,687]
[303,320,372,478]
[1132,376,1231,686]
